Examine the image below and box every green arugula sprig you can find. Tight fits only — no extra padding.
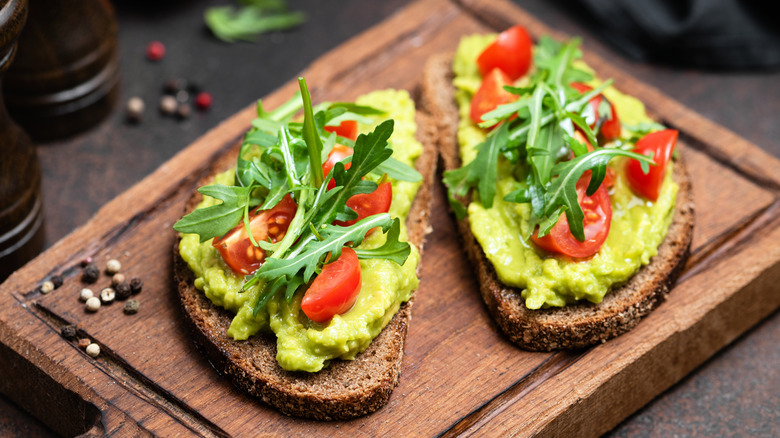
[175,77,420,316]
[205,0,305,43]
[444,36,654,241]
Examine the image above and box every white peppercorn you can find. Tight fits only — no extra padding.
[111,273,126,286]
[40,281,55,294]
[126,97,144,122]
[160,95,177,115]
[100,287,116,303]
[79,288,94,302]
[106,259,121,275]
[86,343,100,358]
[85,296,101,312]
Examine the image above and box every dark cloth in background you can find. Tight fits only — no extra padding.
[576,0,780,69]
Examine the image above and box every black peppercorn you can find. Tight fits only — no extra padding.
[115,282,132,300]
[51,274,63,289]
[129,277,143,294]
[61,325,77,340]
[163,77,186,95]
[81,263,99,283]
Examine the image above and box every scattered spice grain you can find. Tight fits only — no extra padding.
[115,282,132,300]
[124,299,140,315]
[78,338,90,349]
[129,277,143,294]
[79,288,94,302]
[106,259,122,275]
[85,297,101,312]
[126,97,145,122]
[100,287,116,304]
[51,275,63,289]
[112,273,126,287]
[61,325,77,340]
[86,343,100,358]
[82,263,99,283]
[40,281,54,294]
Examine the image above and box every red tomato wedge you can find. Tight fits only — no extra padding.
[334,181,392,227]
[470,68,515,125]
[324,120,358,141]
[212,195,296,275]
[301,247,362,323]
[322,144,354,190]
[626,129,678,202]
[571,82,621,142]
[531,174,612,258]
[477,25,533,81]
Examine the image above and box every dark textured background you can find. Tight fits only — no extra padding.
[1,0,778,436]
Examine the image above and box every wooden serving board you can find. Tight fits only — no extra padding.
[2,0,779,436]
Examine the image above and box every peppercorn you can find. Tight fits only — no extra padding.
[195,92,213,111]
[115,282,132,300]
[78,338,91,349]
[112,273,126,287]
[175,89,189,103]
[85,296,101,312]
[124,299,140,315]
[100,287,116,304]
[79,288,94,302]
[163,77,185,95]
[126,97,145,122]
[106,259,122,275]
[61,325,77,340]
[51,275,63,289]
[86,343,100,358]
[146,41,165,61]
[129,277,143,294]
[81,257,93,267]
[160,95,178,115]
[40,281,55,294]
[177,103,192,120]
[82,263,99,283]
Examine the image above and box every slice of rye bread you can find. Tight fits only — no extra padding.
[421,54,695,351]
[173,109,437,420]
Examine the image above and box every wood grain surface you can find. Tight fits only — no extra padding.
[1,0,779,436]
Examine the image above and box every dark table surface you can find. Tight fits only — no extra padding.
[1,0,778,436]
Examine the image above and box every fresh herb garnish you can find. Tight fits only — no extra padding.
[444,36,654,241]
[205,0,305,43]
[175,78,418,316]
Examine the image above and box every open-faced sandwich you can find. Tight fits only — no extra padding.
[173,79,435,419]
[422,26,694,350]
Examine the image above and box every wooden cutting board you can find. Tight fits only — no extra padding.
[2,0,779,436]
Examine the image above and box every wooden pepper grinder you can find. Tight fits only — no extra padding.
[0,0,45,281]
[2,0,119,141]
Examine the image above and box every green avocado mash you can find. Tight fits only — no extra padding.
[454,34,678,309]
[179,89,422,372]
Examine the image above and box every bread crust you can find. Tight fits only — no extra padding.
[173,111,437,420]
[421,54,695,351]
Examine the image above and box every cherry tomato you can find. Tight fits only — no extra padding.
[571,82,621,142]
[626,129,678,202]
[212,195,296,275]
[477,25,533,81]
[470,68,515,125]
[334,181,392,227]
[301,247,362,323]
[531,174,612,258]
[324,120,358,141]
[322,144,354,190]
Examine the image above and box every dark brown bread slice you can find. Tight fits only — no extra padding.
[173,110,437,420]
[421,54,695,351]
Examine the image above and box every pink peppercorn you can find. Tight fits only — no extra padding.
[146,41,166,61]
[195,92,212,110]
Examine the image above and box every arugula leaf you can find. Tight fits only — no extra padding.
[299,77,324,187]
[353,218,410,265]
[371,157,422,182]
[205,1,305,43]
[256,213,396,282]
[443,122,509,208]
[546,148,653,240]
[173,184,253,242]
[313,120,394,226]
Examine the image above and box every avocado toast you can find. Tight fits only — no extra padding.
[174,85,436,419]
[421,30,694,350]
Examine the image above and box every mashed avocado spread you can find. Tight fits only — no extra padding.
[454,35,678,309]
[179,90,422,372]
